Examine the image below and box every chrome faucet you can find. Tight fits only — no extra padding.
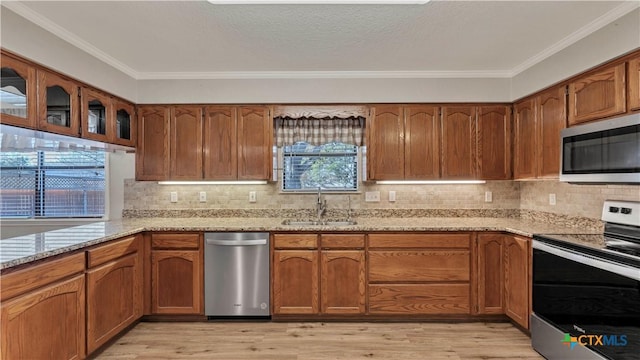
[316,187,327,222]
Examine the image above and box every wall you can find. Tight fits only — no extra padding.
[0,7,138,102]
[107,152,135,220]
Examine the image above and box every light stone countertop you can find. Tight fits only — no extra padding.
[0,216,600,270]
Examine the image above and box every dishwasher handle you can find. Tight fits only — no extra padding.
[206,238,268,246]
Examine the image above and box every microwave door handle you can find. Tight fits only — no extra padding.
[533,241,640,281]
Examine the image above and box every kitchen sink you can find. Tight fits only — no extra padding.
[281,219,357,226]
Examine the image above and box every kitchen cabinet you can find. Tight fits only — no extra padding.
[112,98,136,147]
[37,69,80,137]
[568,62,626,125]
[86,235,143,354]
[320,234,366,315]
[204,106,237,179]
[441,106,477,179]
[513,98,537,179]
[136,105,170,180]
[367,105,405,180]
[150,233,203,315]
[477,106,511,180]
[476,233,504,314]
[629,56,640,111]
[237,106,272,180]
[404,105,440,179]
[504,235,530,329]
[81,86,111,142]
[0,252,86,360]
[0,51,37,129]
[368,233,471,315]
[272,234,319,315]
[170,106,204,179]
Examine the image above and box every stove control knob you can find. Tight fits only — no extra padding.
[621,207,632,215]
[609,206,620,213]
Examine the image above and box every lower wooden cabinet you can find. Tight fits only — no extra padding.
[86,235,143,354]
[476,233,505,314]
[1,274,86,360]
[150,233,203,315]
[369,284,470,314]
[273,249,319,314]
[321,250,366,315]
[504,235,530,329]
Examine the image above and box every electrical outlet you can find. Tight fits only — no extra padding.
[170,192,178,203]
[249,191,257,203]
[365,191,380,202]
[549,193,557,206]
[485,191,492,203]
[199,191,207,202]
[388,191,396,202]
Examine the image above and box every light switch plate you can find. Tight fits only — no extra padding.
[199,191,207,202]
[549,193,556,206]
[365,191,380,202]
[388,191,396,202]
[249,191,257,203]
[170,192,178,203]
[485,191,492,203]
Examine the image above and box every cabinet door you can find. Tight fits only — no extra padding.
[170,106,203,180]
[86,252,142,354]
[404,105,440,179]
[441,106,477,179]
[513,98,537,179]
[367,105,404,180]
[476,234,504,314]
[273,250,319,315]
[368,284,470,315]
[204,106,237,180]
[629,56,640,111]
[568,62,626,125]
[321,250,365,314]
[136,106,170,180]
[504,235,530,329]
[81,87,111,142]
[151,250,203,314]
[0,52,37,128]
[111,98,136,147]
[237,106,271,180]
[37,69,80,137]
[477,106,511,180]
[537,86,566,178]
[1,275,85,360]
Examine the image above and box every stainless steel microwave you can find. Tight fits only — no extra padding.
[560,113,640,184]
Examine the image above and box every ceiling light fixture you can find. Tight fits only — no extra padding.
[376,180,487,185]
[158,180,268,185]
[207,0,429,4]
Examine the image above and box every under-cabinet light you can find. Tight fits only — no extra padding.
[376,180,486,185]
[207,0,429,4]
[158,180,268,185]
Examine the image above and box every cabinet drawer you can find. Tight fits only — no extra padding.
[368,233,470,249]
[321,234,365,249]
[273,234,318,249]
[151,233,200,249]
[369,250,470,282]
[368,284,470,314]
[87,235,139,268]
[0,252,85,301]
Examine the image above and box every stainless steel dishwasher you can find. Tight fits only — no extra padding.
[204,232,270,317]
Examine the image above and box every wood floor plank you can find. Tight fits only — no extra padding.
[96,322,542,359]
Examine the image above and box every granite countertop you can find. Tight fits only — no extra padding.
[0,217,601,270]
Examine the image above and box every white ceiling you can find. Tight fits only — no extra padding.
[4,0,639,80]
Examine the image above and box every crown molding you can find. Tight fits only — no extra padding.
[136,70,512,80]
[2,1,141,79]
[510,1,640,77]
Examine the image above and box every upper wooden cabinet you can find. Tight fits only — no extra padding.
[0,51,37,129]
[441,106,477,179]
[204,106,237,179]
[136,105,170,180]
[568,62,626,125]
[81,86,111,142]
[170,106,204,179]
[405,105,440,179]
[477,106,511,180]
[112,98,136,147]
[37,69,80,137]
[629,55,640,112]
[368,105,405,180]
[237,106,272,180]
[513,98,537,179]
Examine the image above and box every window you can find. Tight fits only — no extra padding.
[0,151,105,218]
[282,141,358,192]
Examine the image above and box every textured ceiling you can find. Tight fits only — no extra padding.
[4,1,637,78]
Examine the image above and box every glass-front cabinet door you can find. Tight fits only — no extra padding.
[81,87,111,141]
[0,52,37,128]
[37,70,79,137]
[112,98,136,147]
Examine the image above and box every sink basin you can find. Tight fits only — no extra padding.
[281,219,357,226]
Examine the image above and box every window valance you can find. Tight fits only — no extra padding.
[274,116,365,147]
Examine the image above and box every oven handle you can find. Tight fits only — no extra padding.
[533,240,640,281]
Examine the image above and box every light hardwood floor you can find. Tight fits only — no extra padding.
[97,322,543,359]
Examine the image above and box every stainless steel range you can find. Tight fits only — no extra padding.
[532,200,640,360]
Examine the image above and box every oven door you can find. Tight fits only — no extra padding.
[532,240,640,360]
